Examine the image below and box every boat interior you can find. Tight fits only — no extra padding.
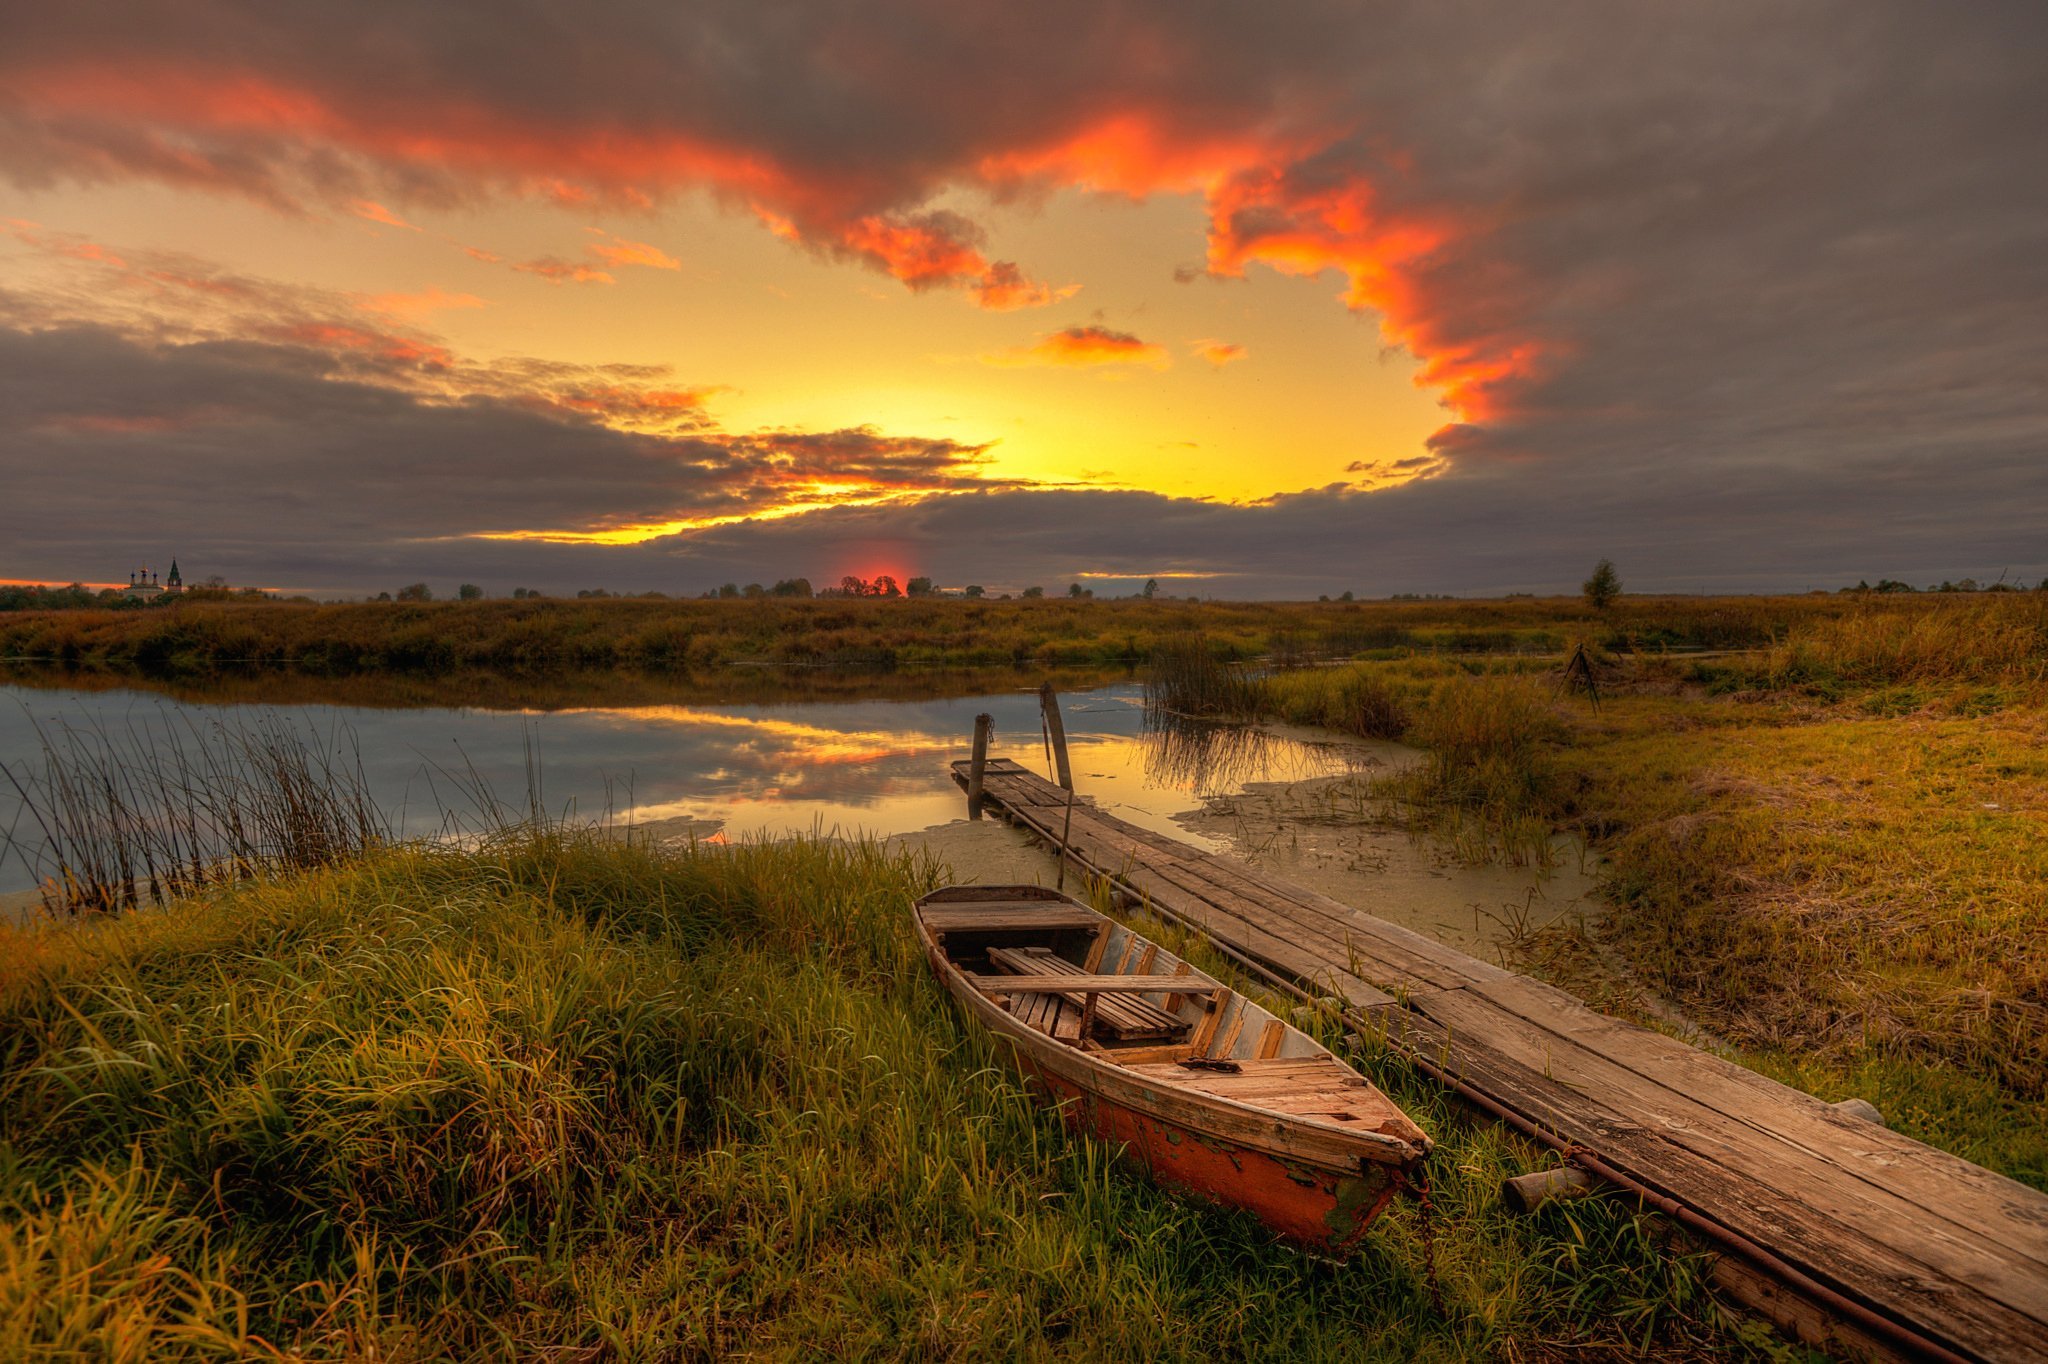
[920,887,1415,1136]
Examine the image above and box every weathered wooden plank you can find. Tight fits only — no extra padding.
[1150,857,1496,994]
[1469,974,2048,1272]
[1406,989,2048,1351]
[985,945,1187,1037]
[1110,862,1394,1009]
[952,744,2048,1362]
[972,973,1221,994]
[919,903,1103,932]
[1383,1009,2048,1361]
[1176,855,1511,988]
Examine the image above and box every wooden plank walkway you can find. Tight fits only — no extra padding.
[954,758,2048,1364]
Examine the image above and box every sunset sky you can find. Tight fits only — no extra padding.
[3,1,2043,597]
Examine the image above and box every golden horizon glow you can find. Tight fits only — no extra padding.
[3,159,1458,553]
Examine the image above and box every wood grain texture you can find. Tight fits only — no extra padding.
[951,757,2048,1364]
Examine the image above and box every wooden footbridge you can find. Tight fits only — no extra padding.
[951,752,2048,1363]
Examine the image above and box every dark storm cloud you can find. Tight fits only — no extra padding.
[1,1,2045,590]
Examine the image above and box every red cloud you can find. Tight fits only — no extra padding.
[349,199,416,230]
[1193,338,1246,366]
[974,261,1079,311]
[0,35,1539,423]
[511,257,615,285]
[988,325,1170,370]
[584,229,680,271]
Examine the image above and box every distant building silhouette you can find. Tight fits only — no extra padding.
[121,559,185,601]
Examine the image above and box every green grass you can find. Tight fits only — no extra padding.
[0,830,1776,1360]
[1234,597,2048,1191]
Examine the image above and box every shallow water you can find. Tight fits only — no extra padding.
[0,680,1359,895]
[0,678,1599,953]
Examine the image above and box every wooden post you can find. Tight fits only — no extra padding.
[1040,682,1073,791]
[967,713,992,820]
[1503,1166,1596,1214]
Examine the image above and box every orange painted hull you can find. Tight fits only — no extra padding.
[1014,1053,1405,1250]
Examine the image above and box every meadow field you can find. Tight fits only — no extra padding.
[0,589,1975,679]
[0,829,1765,1360]
[2,589,2041,1357]
[1200,593,2048,1187]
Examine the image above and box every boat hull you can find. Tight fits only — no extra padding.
[1013,1051,1405,1249]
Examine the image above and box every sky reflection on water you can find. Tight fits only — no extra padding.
[0,681,1364,892]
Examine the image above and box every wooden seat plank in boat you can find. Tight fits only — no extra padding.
[970,974,1223,995]
[1122,1057,1414,1135]
[984,945,1189,1041]
[918,903,1104,934]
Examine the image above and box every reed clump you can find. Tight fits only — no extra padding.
[1257,666,1412,739]
[2,710,386,915]
[1143,633,1264,720]
[0,828,1751,1360]
[1370,676,1565,868]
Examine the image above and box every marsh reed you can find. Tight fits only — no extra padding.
[1,709,387,914]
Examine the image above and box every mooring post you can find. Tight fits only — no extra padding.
[1040,682,1074,791]
[967,713,992,819]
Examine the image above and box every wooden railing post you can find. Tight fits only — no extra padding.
[1040,682,1073,791]
[967,713,993,819]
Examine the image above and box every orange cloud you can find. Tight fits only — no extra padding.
[838,213,987,288]
[1193,339,1246,366]
[980,113,1538,422]
[511,257,614,285]
[973,261,1079,311]
[349,199,417,230]
[584,228,681,271]
[986,325,1170,370]
[3,58,1538,425]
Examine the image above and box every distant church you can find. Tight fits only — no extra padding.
[122,560,184,601]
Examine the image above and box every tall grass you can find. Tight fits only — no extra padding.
[2,710,386,915]
[0,829,1754,1360]
[1142,633,1264,719]
[1750,595,2048,698]
[1257,666,1412,739]
[1371,676,1565,868]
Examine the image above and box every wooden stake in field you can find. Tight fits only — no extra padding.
[1559,642,1601,711]
[1039,682,1074,790]
[967,713,993,819]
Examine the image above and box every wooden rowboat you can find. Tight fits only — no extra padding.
[914,883,1432,1250]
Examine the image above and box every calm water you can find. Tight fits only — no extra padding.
[0,680,1365,894]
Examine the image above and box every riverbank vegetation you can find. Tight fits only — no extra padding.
[1153,593,2048,1189]
[0,828,1767,1360]
[1,589,2020,681]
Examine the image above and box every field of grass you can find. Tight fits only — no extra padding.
[0,829,1779,1361]
[0,590,1978,681]
[1220,594,2048,1189]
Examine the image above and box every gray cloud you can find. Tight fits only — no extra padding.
[1,2,2045,592]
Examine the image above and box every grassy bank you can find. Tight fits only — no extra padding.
[0,591,1985,681]
[0,830,1770,1360]
[1217,595,2048,1188]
